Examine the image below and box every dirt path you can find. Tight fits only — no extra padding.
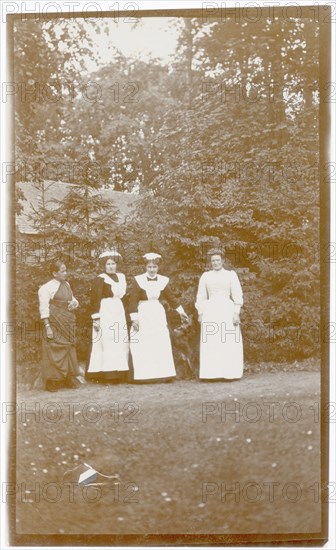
[17,370,320,407]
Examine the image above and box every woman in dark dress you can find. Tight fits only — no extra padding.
[38,260,80,392]
[86,250,129,383]
[129,252,189,382]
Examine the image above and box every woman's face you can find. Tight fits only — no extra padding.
[53,263,67,281]
[146,262,159,278]
[105,258,117,274]
[210,254,223,270]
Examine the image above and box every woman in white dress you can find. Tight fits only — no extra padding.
[129,253,189,382]
[196,249,244,380]
[86,250,129,383]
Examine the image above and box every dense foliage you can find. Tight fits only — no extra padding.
[14,11,321,377]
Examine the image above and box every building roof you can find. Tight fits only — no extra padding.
[16,181,139,235]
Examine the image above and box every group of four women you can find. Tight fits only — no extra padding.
[38,249,244,391]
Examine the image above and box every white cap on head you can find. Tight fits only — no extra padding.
[143,252,162,261]
[99,250,121,259]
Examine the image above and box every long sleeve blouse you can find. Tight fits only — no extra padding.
[195,268,243,315]
[38,279,78,319]
[90,272,126,320]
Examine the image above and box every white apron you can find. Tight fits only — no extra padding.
[88,273,129,374]
[130,274,176,380]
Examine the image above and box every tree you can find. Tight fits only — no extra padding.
[15,11,321,373]
[125,12,320,363]
[13,17,108,185]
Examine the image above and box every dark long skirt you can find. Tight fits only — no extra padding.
[41,284,79,385]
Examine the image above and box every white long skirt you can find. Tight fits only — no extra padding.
[200,296,243,379]
[88,297,129,374]
[130,300,176,380]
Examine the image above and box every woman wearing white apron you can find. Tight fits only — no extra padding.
[86,250,129,383]
[129,253,189,382]
[196,249,244,380]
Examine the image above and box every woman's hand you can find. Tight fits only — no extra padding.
[46,326,54,339]
[233,313,240,326]
[93,319,100,333]
[132,320,140,332]
[180,312,189,324]
[68,299,78,311]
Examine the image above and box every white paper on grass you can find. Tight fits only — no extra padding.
[78,467,97,485]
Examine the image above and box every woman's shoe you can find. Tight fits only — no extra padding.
[66,377,81,389]
[45,379,60,392]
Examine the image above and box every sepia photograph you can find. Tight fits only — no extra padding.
[1,0,334,546]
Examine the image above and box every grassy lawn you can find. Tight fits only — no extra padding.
[14,370,321,537]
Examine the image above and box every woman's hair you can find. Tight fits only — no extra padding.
[98,255,119,271]
[145,258,160,266]
[207,248,223,258]
[50,259,65,276]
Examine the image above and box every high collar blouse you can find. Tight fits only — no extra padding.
[195,268,243,315]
